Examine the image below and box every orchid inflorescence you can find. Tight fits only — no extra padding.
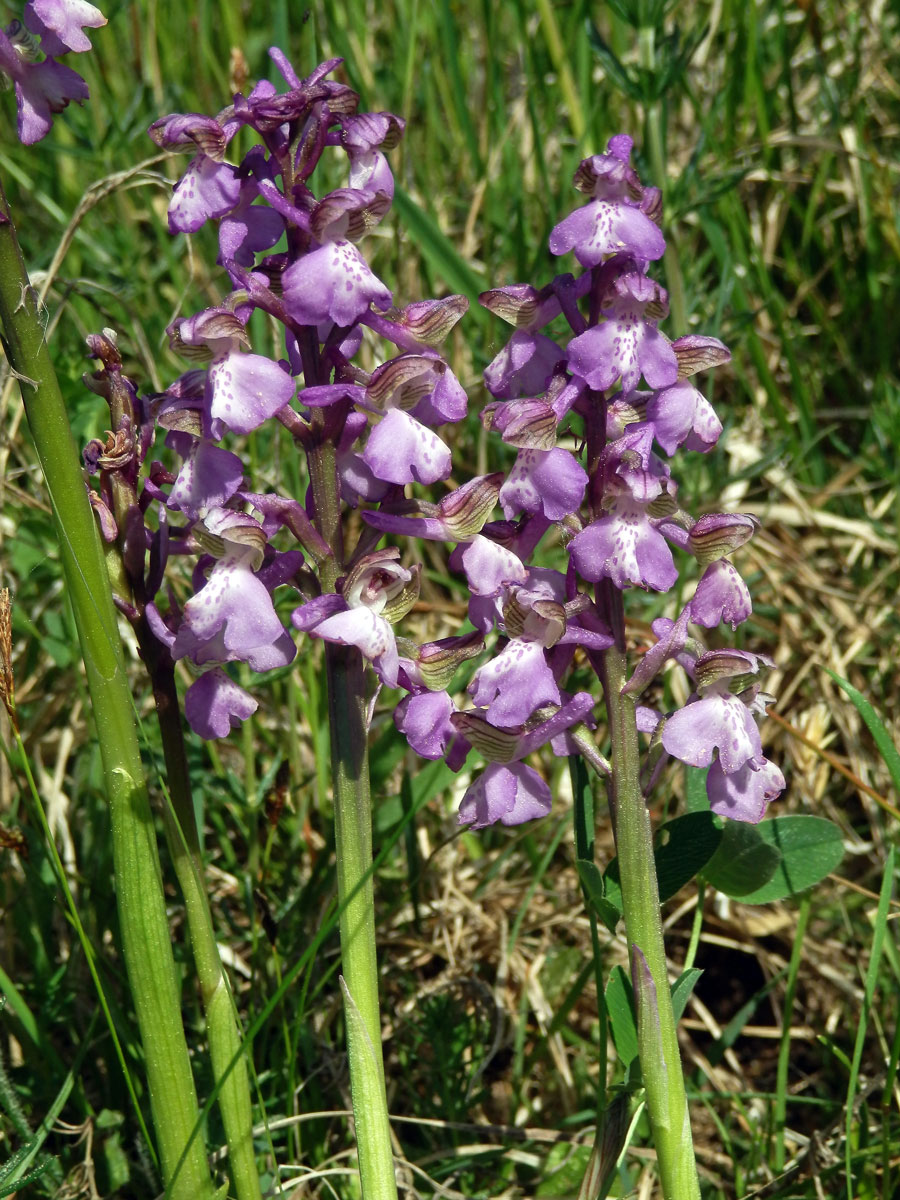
[80,47,783,834]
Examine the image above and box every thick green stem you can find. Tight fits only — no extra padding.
[602,639,700,1199]
[325,643,398,1200]
[0,189,214,1200]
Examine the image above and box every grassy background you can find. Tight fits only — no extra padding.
[1,0,899,1196]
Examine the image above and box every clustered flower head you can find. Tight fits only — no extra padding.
[1,0,105,143]
[83,51,783,833]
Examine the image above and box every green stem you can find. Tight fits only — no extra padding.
[601,638,700,1199]
[325,643,398,1200]
[0,187,214,1200]
[142,643,262,1200]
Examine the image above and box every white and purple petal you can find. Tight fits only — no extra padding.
[457,762,552,829]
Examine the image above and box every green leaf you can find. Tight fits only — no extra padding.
[536,1142,592,1196]
[702,820,782,897]
[603,810,722,912]
[684,764,710,813]
[827,670,900,794]
[733,815,844,904]
[654,811,723,902]
[605,965,638,1067]
[577,859,621,934]
[671,968,703,1023]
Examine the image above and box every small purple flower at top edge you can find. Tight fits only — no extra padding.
[24,0,106,55]
[549,137,666,267]
[0,18,91,143]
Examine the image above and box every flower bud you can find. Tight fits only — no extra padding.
[396,295,468,344]
[450,711,519,763]
[688,512,759,568]
[438,473,503,541]
[671,334,731,380]
[407,631,484,691]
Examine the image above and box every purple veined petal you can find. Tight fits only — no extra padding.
[499,447,588,521]
[457,762,552,829]
[184,668,258,739]
[218,192,285,267]
[549,198,665,265]
[291,593,348,631]
[706,755,785,823]
[394,690,456,759]
[460,534,527,596]
[24,0,106,54]
[483,328,563,399]
[310,607,400,686]
[661,692,762,774]
[362,408,452,485]
[173,560,289,664]
[12,53,89,144]
[646,379,723,455]
[208,348,295,434]
[568,507,677,592]
[168,157,241,234]
[282,239,392,327]
[690,559,752,630]
[567,319,678,394]
[468,639,561,727]
[166,432,244,519]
